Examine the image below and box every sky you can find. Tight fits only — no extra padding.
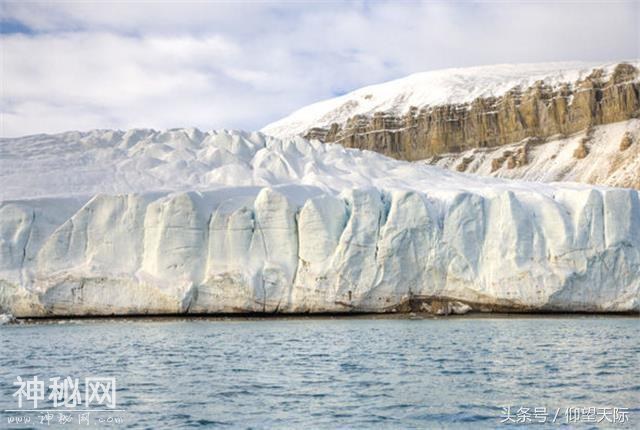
[1,0,638,137]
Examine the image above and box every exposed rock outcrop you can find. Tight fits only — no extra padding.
[428,119,640,190]
[303,63,639,161]
[620,132,634,151]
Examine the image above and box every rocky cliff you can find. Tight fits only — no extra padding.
[300,63,639,161]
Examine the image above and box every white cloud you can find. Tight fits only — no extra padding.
[1,1,638,136]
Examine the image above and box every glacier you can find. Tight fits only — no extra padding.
[0,129,639,316]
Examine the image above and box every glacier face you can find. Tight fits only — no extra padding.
[0,129,639,316]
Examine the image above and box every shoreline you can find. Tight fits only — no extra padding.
[4,310,639,326]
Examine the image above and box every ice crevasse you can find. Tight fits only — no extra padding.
[0,129,638,316]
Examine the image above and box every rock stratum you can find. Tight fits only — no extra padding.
[263,61,640,189]
[428,119,640,189]
[1,129,639,316]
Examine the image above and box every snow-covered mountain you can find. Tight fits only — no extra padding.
[262,61,639,189]
[264,61,627,136]
[1,129,638,316]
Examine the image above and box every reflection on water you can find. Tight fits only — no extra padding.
[1,316,638,428]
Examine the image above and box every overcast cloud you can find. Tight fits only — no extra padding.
[1,0,638,137]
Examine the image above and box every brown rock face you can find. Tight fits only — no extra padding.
[304,63,640,161]
[620,132,633,151]
[455,156,473,172]
[573,127,594,159]
[573,141,589,159]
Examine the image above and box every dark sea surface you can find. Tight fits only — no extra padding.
[1,316,638,429]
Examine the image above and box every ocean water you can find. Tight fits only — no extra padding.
[0,316,638,429]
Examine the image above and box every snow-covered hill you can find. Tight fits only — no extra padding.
[1,129,639,316]
[429,119,640,189]
[262,61,638,138]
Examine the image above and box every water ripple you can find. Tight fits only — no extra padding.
[1,316,638,428]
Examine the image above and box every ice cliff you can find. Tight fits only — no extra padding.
[1,129,639,316]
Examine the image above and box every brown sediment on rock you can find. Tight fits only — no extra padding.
[574,126,595,159]
[490,150,514,172]
[389,295,640,316]
[573,139,589,159]
[304,63,640,161]
[512,141,531,167]
[402,295,531,315]
[619,131,633,151]
[455,156,474,172]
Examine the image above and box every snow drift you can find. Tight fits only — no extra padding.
[0,129,638,316]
